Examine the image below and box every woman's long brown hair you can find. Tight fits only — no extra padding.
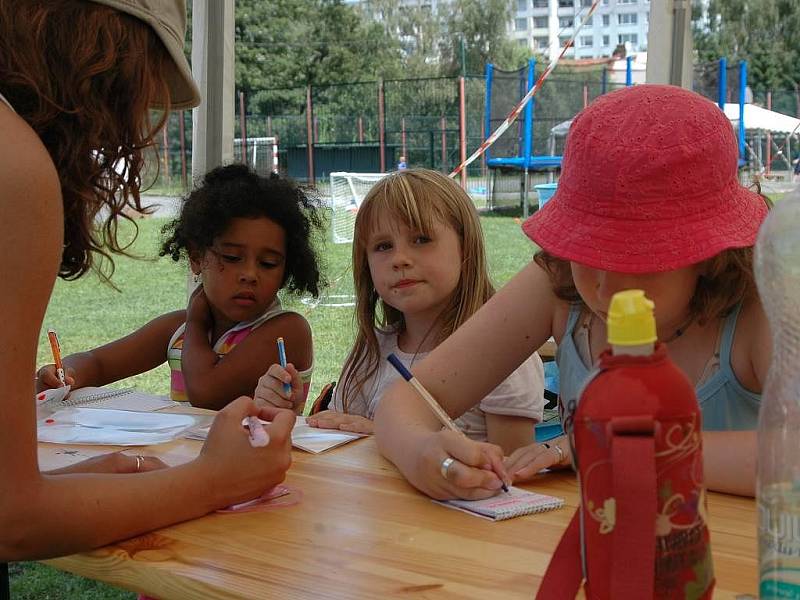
[0,0,171,280]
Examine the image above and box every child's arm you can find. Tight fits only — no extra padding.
[375,261,559,499]
[485,414,536,456]
[482,351,545,455]
[35,311,185,392]
[182,297,313,410]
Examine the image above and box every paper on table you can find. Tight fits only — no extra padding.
[291,416,367,454]
[184,416,368,454]
[38,407,201,446]
[36,386,178,413]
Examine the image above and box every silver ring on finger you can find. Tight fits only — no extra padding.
[135,455,144,472]
[440,456,456,480]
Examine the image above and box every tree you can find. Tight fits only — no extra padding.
[440,0,532,76]
[693,0,800,93]
[234,0,403,115]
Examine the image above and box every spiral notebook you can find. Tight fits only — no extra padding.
[434,486,564,521]
[36,386,178,413]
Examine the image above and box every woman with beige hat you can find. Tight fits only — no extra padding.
[0,0,295,560]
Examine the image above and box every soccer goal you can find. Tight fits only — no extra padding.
[233,136,279,176]
[302,172,388,308]
[329,172,388,244]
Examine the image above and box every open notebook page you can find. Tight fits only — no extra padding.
[185,416,368,453]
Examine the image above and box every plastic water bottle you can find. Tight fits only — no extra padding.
[755,190,800,599]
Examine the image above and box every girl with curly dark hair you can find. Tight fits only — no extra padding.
[38,164,323,411]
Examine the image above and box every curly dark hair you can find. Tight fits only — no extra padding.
[0,0,171,281]
[160,164,324,297]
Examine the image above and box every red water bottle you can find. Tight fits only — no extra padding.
[537,290,714,599]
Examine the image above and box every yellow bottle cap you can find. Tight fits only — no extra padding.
[606,289,657,346]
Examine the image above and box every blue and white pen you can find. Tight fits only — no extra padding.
[386,353,510,492]
[276,337,292,395]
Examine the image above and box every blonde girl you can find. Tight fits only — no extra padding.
[260,169,545,455]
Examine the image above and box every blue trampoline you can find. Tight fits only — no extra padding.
[484,59,562,217]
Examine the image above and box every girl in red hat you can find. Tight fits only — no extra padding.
[373,85,770,500]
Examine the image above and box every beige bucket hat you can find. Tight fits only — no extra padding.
[89,0,201,109]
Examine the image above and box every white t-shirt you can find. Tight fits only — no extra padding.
[332,329,545,441]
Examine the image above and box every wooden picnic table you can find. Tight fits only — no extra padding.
[38,425,757,599]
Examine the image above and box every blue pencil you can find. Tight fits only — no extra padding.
[277,337,292,395]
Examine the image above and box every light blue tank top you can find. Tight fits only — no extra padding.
[556,303,761,431]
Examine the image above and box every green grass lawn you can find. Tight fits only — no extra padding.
[11,208,536,599]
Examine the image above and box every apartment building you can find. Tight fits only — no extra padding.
[511,0,650,60]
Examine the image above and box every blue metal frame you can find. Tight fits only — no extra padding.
[484,59,562,170]
[484,63,494,162]
[626,56,633,86]
[522,58,535,165]
[718,57,727,110]
[739,60,747,163]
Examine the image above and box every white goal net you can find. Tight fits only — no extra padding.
[329,172,388,244]
[233,136,279,176]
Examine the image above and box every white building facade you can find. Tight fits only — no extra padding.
[511,0,650,60]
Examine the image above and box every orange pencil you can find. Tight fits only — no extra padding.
[47,328,66,387]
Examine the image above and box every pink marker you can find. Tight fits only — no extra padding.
[246,416,269,447]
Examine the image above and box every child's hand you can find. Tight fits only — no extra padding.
[503,439,571,483]
[186,285,212,328]
[199,397,294,508]
[307,410,374,434]
[254,363,304,412]
[411,430,510,501]
[35,364,76,392]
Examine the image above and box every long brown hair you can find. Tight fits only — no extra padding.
[0,0,171,280]
[535,247,758,325]
[339,169,494,410]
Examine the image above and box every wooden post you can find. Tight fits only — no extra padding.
[766,91,772,177]
[458,76,467,189]
[238,90,248,165]
[179,110,187,190]
[306,85,314,185]
[401,117,407,159]
[440,116,447,173]
[378,80,386,172]
[162,121,171,188]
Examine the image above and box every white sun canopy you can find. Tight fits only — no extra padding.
[724,103,800,134]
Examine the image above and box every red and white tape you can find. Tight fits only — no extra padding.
[450,0,602,178]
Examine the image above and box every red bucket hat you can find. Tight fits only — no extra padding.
[522,84,768,273]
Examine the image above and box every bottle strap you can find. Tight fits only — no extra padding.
[535,510,583,599]
[609,416,657,600]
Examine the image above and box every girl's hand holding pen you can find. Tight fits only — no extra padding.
[35,364,76,393]
[254,363,304,412]
[416,430,511,501]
